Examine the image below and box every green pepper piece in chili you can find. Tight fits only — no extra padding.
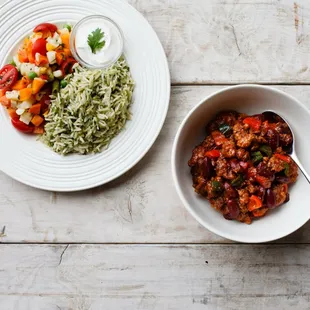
[251,151,263,165]
[231,174,244,187]
[218,123,232,136]
[211,180,224,193]
[259,145,272,157]
[284,163,290,176]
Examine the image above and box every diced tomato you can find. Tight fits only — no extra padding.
[243,117,262,132]
[29,103,41,115]
[33,23,57,34]
[0,64,19,92]
[248,195,263,211]
[32,38,47,57]
[211,130,227,146]
[60,57,77,75]
[255,175,271,188]
[11,117,34,133]
[205,150,221,158]
[252,208,268,217]
[27,41,35,63]
[274,153,291,163]
[7,108,18,118]
[40,74,49,80]
[0,95,10,107]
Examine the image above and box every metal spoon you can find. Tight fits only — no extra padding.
[264,111,310,184]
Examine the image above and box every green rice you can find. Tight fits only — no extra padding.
[41,57,134,155]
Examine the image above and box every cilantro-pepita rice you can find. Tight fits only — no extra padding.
[41,57,134,154]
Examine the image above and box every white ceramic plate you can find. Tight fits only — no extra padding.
[0,0,170,191]
[172,85,310,243]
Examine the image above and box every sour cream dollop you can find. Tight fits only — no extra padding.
[72,16,123,68]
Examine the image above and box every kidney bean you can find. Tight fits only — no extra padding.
[256,186,266,201]
[224,199,240,220]
[224,182,238,198]
[265,189,276,209]
[275,175,290,184]
[256,162,274,178]
[284,193,290,203]
[198,157,213,179]
[266,129,280,150]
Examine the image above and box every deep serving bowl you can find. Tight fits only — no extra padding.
[171,84,310,243]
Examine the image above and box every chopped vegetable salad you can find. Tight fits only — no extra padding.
[0,22,76,134]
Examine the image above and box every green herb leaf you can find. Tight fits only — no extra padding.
[251,151,263,165]
[87,28,105,54]
[231,174,244,188]
[218,123,232,136]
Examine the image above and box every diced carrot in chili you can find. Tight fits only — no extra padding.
[31,115,44,127]
[19,88,33,101]
[243,117,262,132]
[12,76,31,90]
[252,208,268,217]
[7,108,18,118]
[211,131,227,146]
[18,49,28,63]
[0,95,10,107]
[248,195,263,211]
[255,175,271,189]
[275,153,291,163]
[32,78,46,94]
[205,150,221,158]
[33,126,44,134]
[60,33,70,49]
[29,103,41,115]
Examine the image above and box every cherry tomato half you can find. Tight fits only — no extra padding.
[11,117,34,133]
[33,23,57,34]
[61,57,77,75]
[32,38,47,56]
[0,64,18,92]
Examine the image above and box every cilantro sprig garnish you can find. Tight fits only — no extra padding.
[87,28,105,54]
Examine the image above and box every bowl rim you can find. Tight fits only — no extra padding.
[171,84,310,243]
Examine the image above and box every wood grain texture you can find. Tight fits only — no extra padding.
[128,0,310,84]
[0,244,309,310]
[0,85,309,243]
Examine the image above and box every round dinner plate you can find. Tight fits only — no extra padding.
[0,0,170,191]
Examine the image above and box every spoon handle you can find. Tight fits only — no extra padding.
[291,154,310,184]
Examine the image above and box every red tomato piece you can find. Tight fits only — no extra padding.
[0,64,19,92]
[211,130,227,146]
[32,38,47,56]
[11,117,34,133]
[61,57,77,75]
[248,195,263,211]
[274,153,291,163]
[40,74,49,80]
[243,117,262,132]
[255,175,271,189]
[205,150,221,158]
[33,23,57,34]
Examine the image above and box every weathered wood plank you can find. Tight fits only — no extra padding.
[128,0,310,84]
[0,244,309,309]
[0,85,309,243]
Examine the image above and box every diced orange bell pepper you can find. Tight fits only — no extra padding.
[33,126,44,134]
[248,195,263,211]
[60,33,70,49]
[19,88,33,101]
[0,95,10,107]
[63,48,72,57]
[29,103,41,115]
[31,114,44,127]
[56,52,66,65]
[32,78,46,94]
[35,54,48,66]
[7,108,18,118]
[12,76,31,90]
[18,48,29,63]
[27,41,35,64]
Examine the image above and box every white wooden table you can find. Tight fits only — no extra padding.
[1,1,310,309]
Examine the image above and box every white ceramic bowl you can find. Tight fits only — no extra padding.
[172,84,310,243]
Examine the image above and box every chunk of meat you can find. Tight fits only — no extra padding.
[273,184,288,207]
[236,148,249,161]
[188,145,205,167]
[267,155,286,172]
[202,135,215,149]
[237,213,252,224]
[238,189,250,207]
[209,197,225,211]
[216,157,235,180]
[233,122,255,148]
[221,140,236,158]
